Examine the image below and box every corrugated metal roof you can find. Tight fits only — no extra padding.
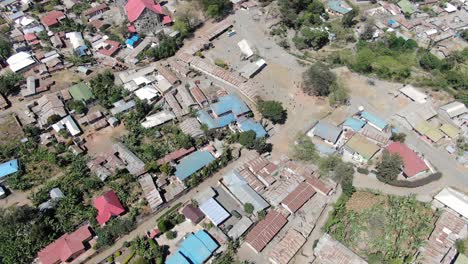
[0,159,19,178]
[345,134,380,160]
[211,94,250,116]
[223,170,269,212]
[238,118,267,138]
[343,118,366,132]
[175,151,215,181]
[310,121,342,144]
[440,123,459,138]
[361,111,388,130]
[199,198,230,226]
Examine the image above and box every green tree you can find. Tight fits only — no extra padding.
[257,99,287,124]
[244,203,254,214]
[201,0,232,19]
[66,100,87,114]
[293,135,318,162]
[390,132,406,143]
[0,35,12,60]
[0,71,23,96]
[159,163,173,175]
[299,27,329,50]
[461,29,468,41]
[303,62,336,96]
[376,150,403,183]
[342,9,357,28]
[47,114,62,125]
[238,131,257,148]
[166,230,177,240]
[419,52,442,70]
[157,219,173,233]
[328,81,349,106]
[89,71,123,108]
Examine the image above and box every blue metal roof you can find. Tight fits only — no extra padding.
[211,94,250,116]
[194,230,219,252]
[0,159,19,179]
[197,110,236,129]
[360,111,388,130]
[327,0,351,14]
[313,121,342,144]
[343,118,365,132]
[166,251,191,264]
[175,151,215,181]
[315,143,336,155]
[238,118,267,138]
[179,231,217,264]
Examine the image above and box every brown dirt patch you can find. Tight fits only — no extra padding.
[0,114,24,145]
[346,191,385,212]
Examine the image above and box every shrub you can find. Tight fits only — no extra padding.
[114,251,121,257]
[382,172,442,188]
[166,231,177,240]
[244,203,254,214]
[357,167,369,174]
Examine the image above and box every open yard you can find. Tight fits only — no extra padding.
[324,191,436,263]
[0,114,24,145]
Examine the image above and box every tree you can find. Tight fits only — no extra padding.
[166,230,177,240]
[419,52,442,70]
[146,36,180,60]
[390,132,406,143]
[302,62,336,96]
[376,151,403,183]
[257,210,267,220]
[47,114,62,125]
[66,100,87,114]
[461,29,468,41]
[238,131,257,148]
[360,23,374,40]
[0,71,23,96]
[257,99,287,124]
[89,71,123,108]
[0,35,12,60]
[328,81,349,106]
[296,28,329,50]
[159,163,173,175]
[293,135,318,162]
[342,9,358,28]
[201,0,232,19]
[157,219,173,233]
[244,203,254,214]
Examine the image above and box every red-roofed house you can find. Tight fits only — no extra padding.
[93,190,125,226]
[97,40,121,57]
[124,0,172,34]
[157,147,195,165]
[281,180,316,214]
[387,142,429,178]
[37,225,93,264]
[245,210,288,253]
[41,10,66,28]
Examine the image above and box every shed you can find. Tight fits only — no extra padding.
[199,198,230,226]
[440,123,459,139]
[440,102,468,118]
[0,159,19,179]
[399,85,427,103]
[68,82,94,101]
[307,121,342,145]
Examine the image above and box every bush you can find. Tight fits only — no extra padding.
[166,231,177,240]
[302,62,336,96]
[244,203,254,214]
[157,219,173,233]
[381,172,442,188]
[114,251,121,257]
[257,99,287,124]
[357,167,369,174]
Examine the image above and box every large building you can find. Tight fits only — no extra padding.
[125,0,172,34]
[166,230,219,264]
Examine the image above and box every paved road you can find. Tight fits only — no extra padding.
[85,151,254,264]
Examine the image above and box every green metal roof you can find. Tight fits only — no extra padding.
[68,82,94,101]
[398,0,416,14]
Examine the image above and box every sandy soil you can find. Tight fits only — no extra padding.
[84,123,128,157]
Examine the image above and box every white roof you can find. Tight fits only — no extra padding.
[435,187,468,219]
[141,110,176,128]
[199,197,230,226]
[154,74,173,93]
[425,29,438,36]
[134,86,160,101]
[7,52,35,72]
[15,16,34,26]
[440,101,468,118]
[134,76,151,86]
[400,85,427,103]
[237,39,254,58]
[444,3,457,12]
[53,115,81,136]
[66,32,85,49]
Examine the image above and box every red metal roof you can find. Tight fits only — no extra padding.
[190,86,208,106]
[97,40,121,57]
[128,25,137,33]
[93,190,125,225]
[305,175,333,196]
[38,225,92,264]
[41,10,65,27]
[157,147,195,165]
[125,0,164,23]
[162,15,172,25]
[387,142,428,177]
[245,210,288,253]
[24,33,37,41]
[281,180,316,213]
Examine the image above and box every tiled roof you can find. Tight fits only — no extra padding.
[245,210,288,253]
[41,10,65,27]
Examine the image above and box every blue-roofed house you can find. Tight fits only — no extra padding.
[194,230,219,252]
[166,252,191,264]
[197,110,236,129]
[0,159,19,180]
[360,111,388,131]
[197,94,251,130]
[238,118,267,138]
[343,118,366,132]
[126,35,140,49]
[306,121,342,146]
[175,151,215,181]
[327,0,352,15]
[167,230,219,264]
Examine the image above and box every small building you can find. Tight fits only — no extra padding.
[97,40,121,57]
[166,230,219,264]
[327,0,352,15]
[314,233,368,264]
[227,217,253,239]
[134,86,160,103]
[7,52,36,73]
[125,0,172,35]
[0,159,19,180]
[360,111,388,131]
[342,117,366,132]
[386,142,429,178]
[182,204,205,224]
[52,115,82,136]
[268,229,307,264]
[141,110,176,128]
[239,59,266,79]
[37,225,93,264]
[68,82,94,102]
[138,174,164,212]
[281,179,317,214]
[307,121,342,146]
[244,210,288,253]
[93,190,126,226]
[179,118,204,138]
[174,151,215,182]
[440,101,468,119]
[399,85,427,104]
[238,118,267,138]
[414,121,444,143]
[199,197,230,226]
[41,10,66,28]
[434,188,468,219]
[110,99,136,115]
[82,3,109,19]
[343,134,380,163]
[157,147,195,165]
[439,123,459,139]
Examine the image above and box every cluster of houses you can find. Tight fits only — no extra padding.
[362,0,467,57]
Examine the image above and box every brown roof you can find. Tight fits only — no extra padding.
[157,147,195,165]
[268,229,306,264]
[236,166,266,193]
[246,156,270,173]
[156,65,179,84]
[82,3,109,17]
[245,210,288,253]
[189,86,208,106]
[305,175,333,196]
[281,180,316,213]
[182,204,205,223]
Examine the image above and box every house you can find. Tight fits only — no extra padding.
[134,86,160,103]
[268,229,307,264]
[342,117,366,132]
[82,3,109,20]
[414,121,444,143]
[66,32,88,56]
[314,233,368,264]
[52,115,82,136]
[386,142,429,178]
[0,159,19,180]
[343,134,380,163]
[307,121,342,146]
[38,187,65,210]
[93,190,125,226]
[141,110,175,128]
[360,111,388,131]
[434,188,468,219]
[41,10,66,28]
[197,94,251,129]
[222,170,269,213]
[157,147,195,165]
[112,142,145,176]
[199,197,230,226]
[440,101,468,119]
[182,204,205,224]
[327,0,352,15]
[125,0,172,34]
[68,82,94,102]
[228,217,253,239]
[110,99,136,115]
[190,86,209,107]
[179,118,204,138]
[166,230,219,264]
[244,210,288,253]
[245,156,277,187]
[138,173,163,212]
[399,85,427,104]
[238,118,267,138]
[239,59,267,79]
[37,225,93,264]
[398,0,416,15]
[174,151,215,181]
[7,51,36,73]
[97,40,121,57]
[281,178,317,214]
[32,93,67,127]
